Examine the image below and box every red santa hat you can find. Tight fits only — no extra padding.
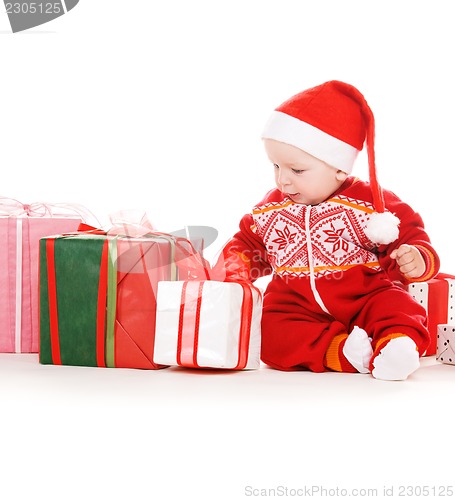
[261,80,399,245]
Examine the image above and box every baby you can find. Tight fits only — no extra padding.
[214,80,440,380]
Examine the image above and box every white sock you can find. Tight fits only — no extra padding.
[372,336,420,381]
[343,326,373,374]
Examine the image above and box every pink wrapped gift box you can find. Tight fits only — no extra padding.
[153,280,262,369]
[436,325,455,365]
[0,200,83,352]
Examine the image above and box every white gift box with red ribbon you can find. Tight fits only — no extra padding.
[153,280,262,369]
[407,274,455,356]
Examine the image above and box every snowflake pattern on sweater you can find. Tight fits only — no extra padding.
[252,195,380,277]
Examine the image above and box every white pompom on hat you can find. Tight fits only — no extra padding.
[261,80,400,245]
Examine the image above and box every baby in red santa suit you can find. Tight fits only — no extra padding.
[213,80,440,380]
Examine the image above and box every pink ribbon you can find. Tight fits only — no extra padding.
[0,196,100,225]
[107,209,156,237]
[106,210,210,281]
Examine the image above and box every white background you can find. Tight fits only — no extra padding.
[1,1,454,499]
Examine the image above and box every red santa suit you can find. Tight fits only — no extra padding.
[215,177,440,372]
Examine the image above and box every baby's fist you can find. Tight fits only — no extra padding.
[390,244,425,279]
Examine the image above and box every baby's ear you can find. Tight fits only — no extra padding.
[335,170,348,181]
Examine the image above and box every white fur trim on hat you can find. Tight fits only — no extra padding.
[364,211,400,245]
[261,111,359,173]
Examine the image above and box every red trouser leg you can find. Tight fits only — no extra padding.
[349,286,429,356]
[317,267,430,357]
[260,279,346,372]
[260,272,430,372]
[261,310,348,371]
[326,282,430,356]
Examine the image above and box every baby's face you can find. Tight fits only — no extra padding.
[264,139,347,205]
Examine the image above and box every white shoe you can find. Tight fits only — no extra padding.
[372,337,420,381]
[343,326,373,374]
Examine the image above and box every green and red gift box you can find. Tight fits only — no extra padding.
[39,232,206,369]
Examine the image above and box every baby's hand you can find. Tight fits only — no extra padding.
[390,244,425,279]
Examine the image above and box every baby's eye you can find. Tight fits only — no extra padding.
[292,168,304,174]
[273,163,280,169]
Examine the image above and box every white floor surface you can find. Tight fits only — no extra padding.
[1,353,453,500]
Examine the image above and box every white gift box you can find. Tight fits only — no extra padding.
[407,276,455,356]
[436,325,455,365]
[153,280,262,369]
